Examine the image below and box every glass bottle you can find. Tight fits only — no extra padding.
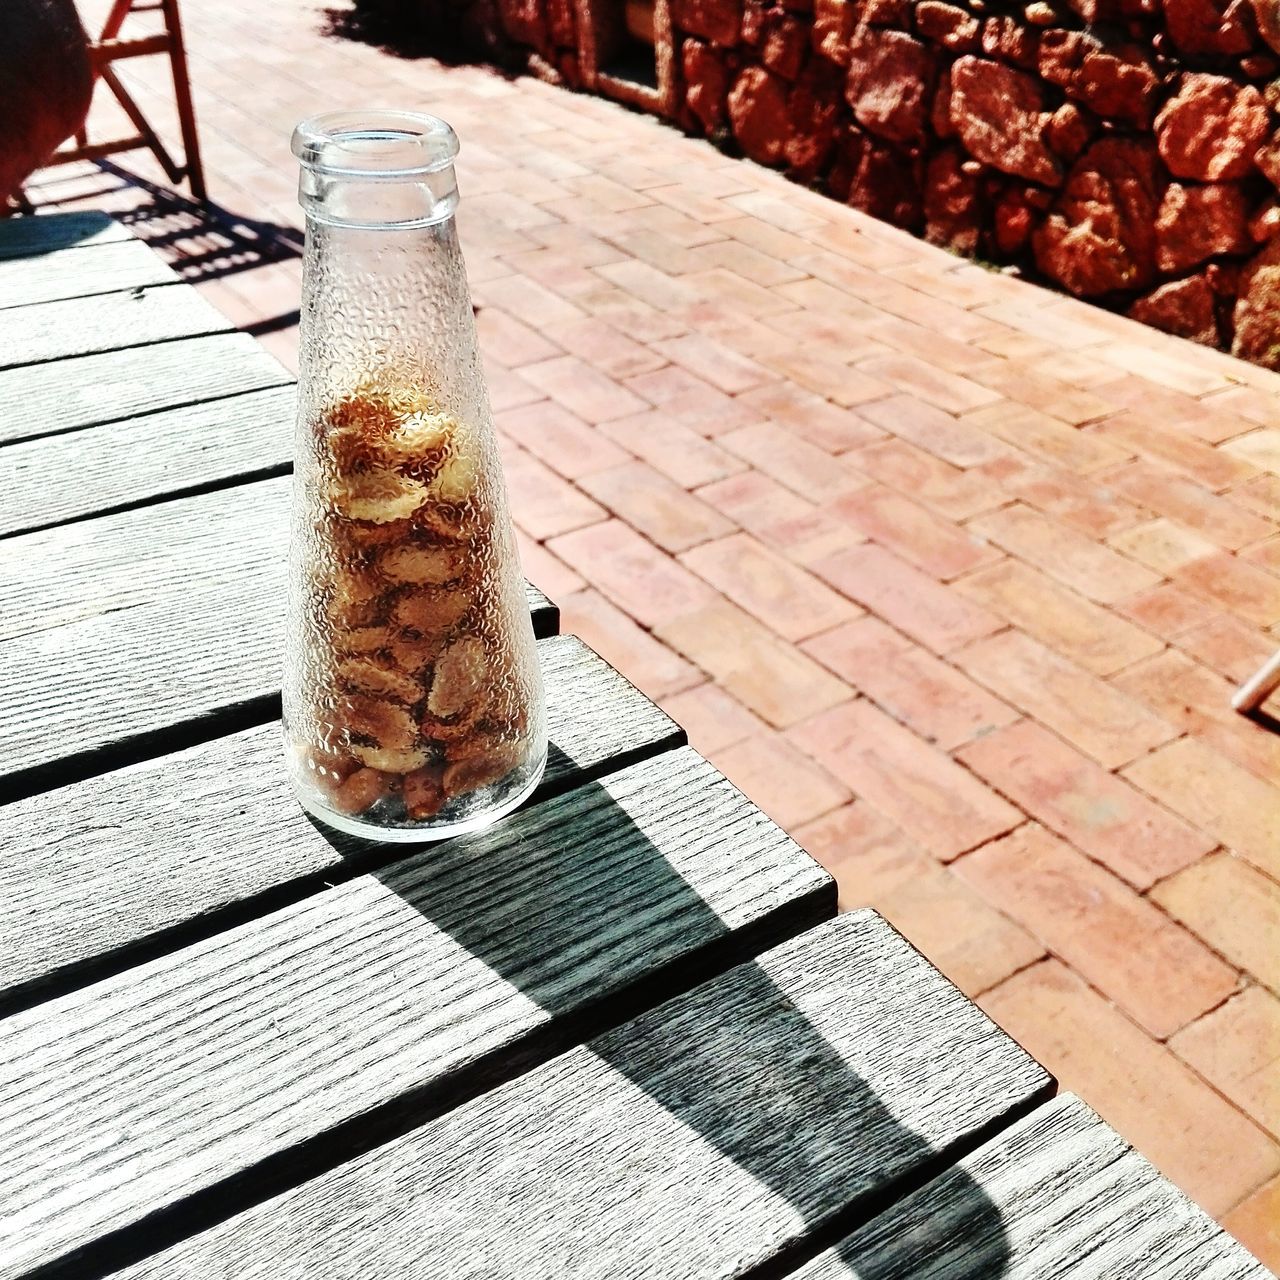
[284,110,547,841]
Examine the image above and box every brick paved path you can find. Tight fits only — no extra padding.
[29,0,1280,1263]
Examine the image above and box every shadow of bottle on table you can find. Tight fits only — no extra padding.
[322,741,1015,1279]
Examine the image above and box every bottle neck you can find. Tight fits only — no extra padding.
[298,163,459,231]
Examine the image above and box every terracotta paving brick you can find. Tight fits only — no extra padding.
[659,682,767,755]
[496,400,632,479]
[1098,377,1256,445]
[681,267,796,317]
[518,354,649,425]
[483,361,544,411]
[955,825,1238,1038]
[1114,582,1223,640]
[1095,412,1259,491]
[1107,518,1221,575]
[1124,737,1280,881]
[474,272,586,328]
[755,347,895,409]
[955,631,1177,769]
[856,353,1003,415]
[655,600,851,728]
[980,960,1280,1218]
[1170,987,1280,1140]
[595,411,746,489]
[719,422,866,501]
[968,503,1161,605]
[709,731,850,830]
[675,239,807,286]
[595,258,701,312]
[793,801,932,906]
[971,362,1120,426]
[540,316,668,379]
[1174,551,1280,629]
[955,560,1164,675]
[625,365,762,436]
[870,862,1047,997]
[577,461,735,553]
[497,438,607,540]
[853,393,1012,469]
[1153,855,1280,995]
[790,699,1022,860]
[1223,1175,1280,1271]
[813,543,1004,654]
[514,529,585,601]
[680,533,858,641]
[1224,429,1280,474]
[548,519,718,628]
[957,720,1214,889]
[649,332,772,394]
[803,616,1018,750]
[1102,463,1276,552]
[993,463,1146,537]
[738,383,886,454]
[1233,474,1280,522]
[1113,650,1280,786]
[475,306,563,368]
[831,484,1003,581]
[558,588,702,701]
[1175,614,1278,683]
[962,401,1132,474]
[850,439,1007,520]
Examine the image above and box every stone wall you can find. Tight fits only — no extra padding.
[473,0,1280,366]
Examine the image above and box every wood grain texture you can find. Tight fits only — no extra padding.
[0,238,177,309]
[795,1093,1271,1279]
[0,747,835,1280]
[0,213,132,259]
[111,912,1048,1280]
[0,283,233,370]
[0,478,555,795]
[0,634,679,1005]
[0,386,296,536]
[0,333,293,444]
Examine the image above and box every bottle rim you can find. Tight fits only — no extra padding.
[291,110,460,182]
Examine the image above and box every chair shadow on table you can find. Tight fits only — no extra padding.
[324,741,1014,1279]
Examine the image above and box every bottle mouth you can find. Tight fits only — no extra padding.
[292,111,461,229]
[292,110,460,181]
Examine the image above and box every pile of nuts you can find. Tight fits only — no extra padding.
[295,382,533,824]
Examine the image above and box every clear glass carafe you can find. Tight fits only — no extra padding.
[283,111,546,841]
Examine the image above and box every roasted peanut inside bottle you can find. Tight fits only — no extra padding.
[284,111,547,840]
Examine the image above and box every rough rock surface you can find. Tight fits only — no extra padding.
[1155,74,1270,180]
[1233,238,1280,366]
[1129,275,1221,344]
[1034,138,1163,295]
[915,1,980,50]
[1037,29,1159,127]
[1156,182,1252,273]
[950,55,1061,185]
[762,11,809,78]
[683,39,731,130]
[1250,0,1280,52]
[812,0,855,61]
[1164,0,1253,55]
[845,26,937,141]
[924,146,983,252]
[672,0,742,46]
[787,60,843,175]
[728,65,791,162]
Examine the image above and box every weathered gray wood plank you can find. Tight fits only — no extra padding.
[0,212,132,259]
[0,282,233,370]
[107,912,1048,1280]
[0,333,293,444]
[0,237,178,309]
[0,385,295,536]
[0,633,678,1006]
[0,747,836,1280]
[0,478,555,797]
[794,1093,1271,1279]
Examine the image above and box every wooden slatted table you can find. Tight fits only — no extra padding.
[0,213,1269,1280]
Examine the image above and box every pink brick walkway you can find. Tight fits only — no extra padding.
[31,0,1280,1263]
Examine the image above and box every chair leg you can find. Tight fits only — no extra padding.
[161,0,207,201]
[1232,648,1280,714]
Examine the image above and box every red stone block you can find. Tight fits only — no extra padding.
[915,1,980,50]
[1156,74,1271,181]
[728,66,791,165]
[949,56,1061,186]
[1156,182,1252,275]
[682,39,730,132]
[1128,276,1220,346]
[671,0,741,46]
[845,26,937,144]
[1037,29,1159,128]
